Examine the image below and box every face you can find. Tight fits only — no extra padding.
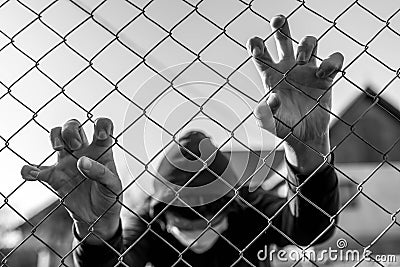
[165,212,228,254]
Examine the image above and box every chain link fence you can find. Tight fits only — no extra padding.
[1,0,400,266]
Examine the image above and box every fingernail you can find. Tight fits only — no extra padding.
[54,137,63,149]
[272,15,286,28]
[29,170,40,180]
[252,47,261,57]
[297,52,306,63]
[97,130,108,140]
[316,70,325,78]
[81,157,92,170]
[70,138,81,150]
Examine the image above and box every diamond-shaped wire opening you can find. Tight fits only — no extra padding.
[367,28,400,72]
[65,68,115,110]
[200,35,249,76]
[10,69,60,112]
[226,9,271,48]
[91,40,142,84]
[41,0,89,37]
[197,0,247,29]
[0,94,33,139]
[285,6,333,42]
[0,1,37,37]
[38,43,88,87]
[144,0,194,31]
[144,38,197,80]
[335,2,387,46]
[14,20,61,60]
[172,12,221,54]
[92,0,142,34]
[0,45,35,87]
[119,15,168,57]
[67,19,115,60]
[5,120,54,164]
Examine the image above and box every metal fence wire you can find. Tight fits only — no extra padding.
[1,0,400,266]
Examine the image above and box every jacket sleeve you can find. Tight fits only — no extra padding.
[243,154,339,247]
[72,213,154,267]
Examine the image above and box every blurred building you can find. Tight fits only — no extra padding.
[0,202,73,267]
[322,87,400,254]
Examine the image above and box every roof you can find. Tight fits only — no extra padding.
[330,87,400,163]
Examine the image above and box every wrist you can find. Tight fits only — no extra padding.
[74,218,120,245]
[283,133,331,175]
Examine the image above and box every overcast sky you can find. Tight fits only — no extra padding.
[0,0,399,229]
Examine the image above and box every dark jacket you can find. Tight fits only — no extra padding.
[72,156,339,267]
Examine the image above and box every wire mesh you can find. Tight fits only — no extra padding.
[0,0,400,266]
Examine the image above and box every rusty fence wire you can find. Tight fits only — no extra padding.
[1,0,400,266]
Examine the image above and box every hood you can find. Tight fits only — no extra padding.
[150,130,239,217]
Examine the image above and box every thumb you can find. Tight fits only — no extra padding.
[77,156,121,193]
[253,93,280,133]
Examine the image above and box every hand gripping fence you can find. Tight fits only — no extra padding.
[1,0,400,267]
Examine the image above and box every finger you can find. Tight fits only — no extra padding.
[78,124,89,148]
[50,127,64,151]
[296,36,318,65]
[266,93,280,115]
[247,37,275,73]
[50,126,69,158]
[316,52,344,80]
[21,165,51,182]
[270,15,294,61]
[92,117,114,148]
[77,156,120,193]
[61,119,83,151]
[253,93,280,133]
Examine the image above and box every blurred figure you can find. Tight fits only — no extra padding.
[21,15,343,266]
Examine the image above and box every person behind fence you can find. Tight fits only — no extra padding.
[21,15,343,266]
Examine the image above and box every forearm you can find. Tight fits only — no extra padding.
[280,149,339,246]
[73,220,124,267]
[72,214,151,267]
